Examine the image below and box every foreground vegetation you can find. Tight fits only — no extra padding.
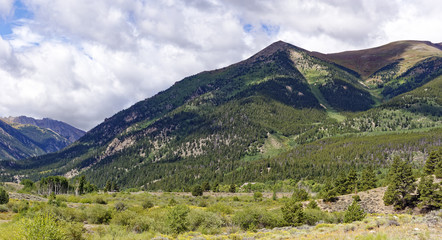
[0,149,440,239]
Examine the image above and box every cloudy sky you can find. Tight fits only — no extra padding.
[0,0,441,130]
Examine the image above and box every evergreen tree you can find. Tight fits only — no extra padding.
[281,199,304,226]
[191,185,203,197]
[359,166,377,191]
[383,156,416,210]
[104,180,111,192]
[435,160,442,179]
[0,187,9,204]
[229,184,236,193]
[167,204,190,234]
[78,176,86,195]
[334,173,348,194]
[346,169,358,194]
[292,188,309,202]
[344,199,366,223]
[307,200,319,209]
[202,181,211,192]
[417,175,441,210]
[212,182,220,192]
[424,150,440,175]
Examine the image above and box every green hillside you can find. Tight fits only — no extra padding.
[1,40,441,191]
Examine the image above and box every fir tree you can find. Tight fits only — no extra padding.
[424,151,440,175]
[344,199,366,223]
[281,199,304,226]
[383,156,416,210]
[417,175,441,210]
[346,169,358,194]
[191,185,203,197]
[359,166,377,191]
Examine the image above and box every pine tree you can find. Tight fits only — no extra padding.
[281,199,305,226]
[77,176,86,195]
[359,166,377,191]
[292,188,309,202]
[383,156,416,210]
[417,175,441,210]
[104,180,111,192]
[191,185,203,197]
[424,151,440,175]
[0,188,9,204]
[202,181,211,192]
[346,169,358,194]
[344,199,366,223]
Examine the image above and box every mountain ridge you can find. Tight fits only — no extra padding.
[1,40,441,190]
[0,116,85,161]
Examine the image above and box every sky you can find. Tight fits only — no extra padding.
[0,0,441,131]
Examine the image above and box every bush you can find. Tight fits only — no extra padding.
[344,199,366,223]
[142,200,154,209]
[253,192,263,202]
[207,203,233,215]
[94,196,107,205]
[0,205,8,212]
[307,200,320,209]
[87,205,112,224]
[233,207,279,230]
[168,204,190,234]
[187,209,223,233]
[192,185,203,197]
[281,199,304,226]
[0,188,9,204]
[292,188,309,202]
[17,213,65,240]
[115,202,127,212]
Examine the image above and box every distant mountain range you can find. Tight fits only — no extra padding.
[0,116,85,160]
[1,40,440,190]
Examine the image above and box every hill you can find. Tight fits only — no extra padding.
[1,40,441,190]
[0,117,85,161]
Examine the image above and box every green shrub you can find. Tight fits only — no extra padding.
[167,204,190,234]
[344,199,366,223]
[0,188,9,204]
[114,202,127,212]
[112,210,138,226]
[352,195,361,202]
[253,192,263,202]
[87,205,112,224]
[0,204,8,212]
[307,200,320,209]
[304,208,323,225]
[17,213,65,240]
[292,188,309,202]
[192,185,203,197]
[64,221,85,240]
[142,200,154,209]
[187,209,223,233]
[233,207,279,230]
[12,200,29,213]
[94,196,107,205]
[207,203,233,215]
[281,199,304,226]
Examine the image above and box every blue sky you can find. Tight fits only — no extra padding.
[0,0,441,130]
[0,0,32,36]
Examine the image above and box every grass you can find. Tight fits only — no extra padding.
[0,188,441,240]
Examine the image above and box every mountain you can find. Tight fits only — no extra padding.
[0,117,85,161]
[2,116,85,142]
[1,40,441,190]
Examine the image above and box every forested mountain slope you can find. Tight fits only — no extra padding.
[1,40,441,190]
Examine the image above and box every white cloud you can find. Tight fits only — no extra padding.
[0,0,441,130]
[0,0,14,18]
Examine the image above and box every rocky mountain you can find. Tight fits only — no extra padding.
[1,40,441,190]
[2,116,85,142]
[0,117,85,161]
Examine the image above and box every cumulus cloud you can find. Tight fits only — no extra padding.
[0,0,441,130]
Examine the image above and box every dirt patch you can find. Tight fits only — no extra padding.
[317,187,395,214]
[9,192,47,202]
